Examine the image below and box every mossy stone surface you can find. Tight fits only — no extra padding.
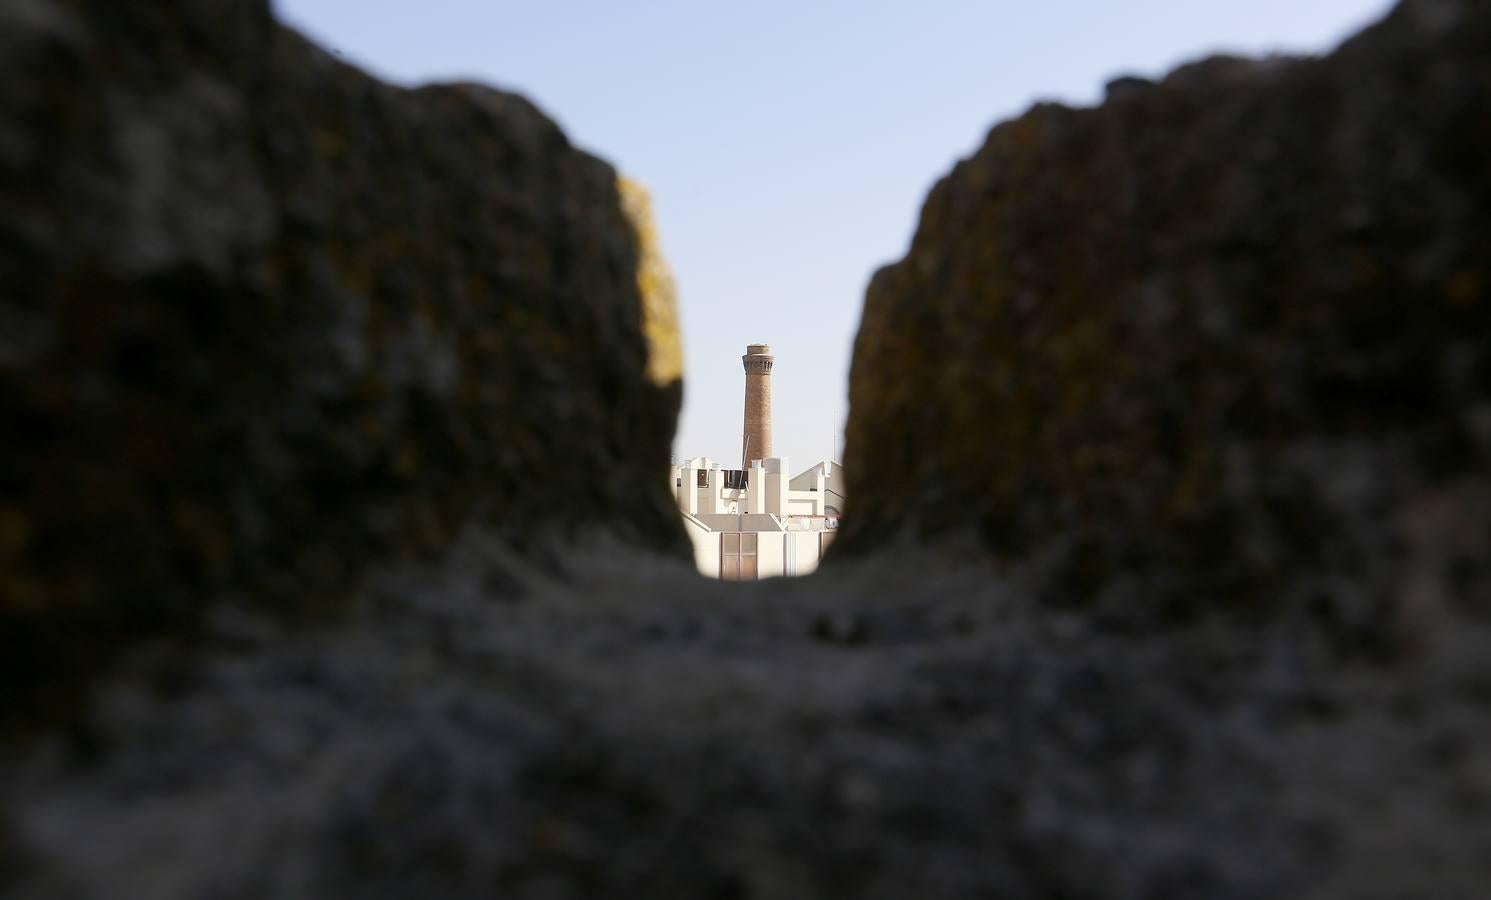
[835,0,1491,638]
[0,0,686,732]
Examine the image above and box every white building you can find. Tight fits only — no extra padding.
[671,456,843,579]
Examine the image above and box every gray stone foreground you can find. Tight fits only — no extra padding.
[4,536,1488,898]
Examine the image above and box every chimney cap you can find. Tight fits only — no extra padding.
[744,343,772,356]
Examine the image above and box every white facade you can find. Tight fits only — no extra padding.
[671,456,842,579]
[788,459,846,525]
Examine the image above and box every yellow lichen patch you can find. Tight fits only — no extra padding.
[617,176,683,386]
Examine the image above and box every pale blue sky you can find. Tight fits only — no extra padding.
[275,0,1394,470]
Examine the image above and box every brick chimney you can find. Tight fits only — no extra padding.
[741,343,773,467]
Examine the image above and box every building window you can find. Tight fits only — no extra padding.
[720,532,758,581]
[723,469,749,490]
[697,469,709,488]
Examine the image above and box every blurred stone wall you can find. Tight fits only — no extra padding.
[835,0,1491,647]
[0,0,687,731]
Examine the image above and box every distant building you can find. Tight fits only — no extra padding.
[672,341,843,579]
[670,456,843,579]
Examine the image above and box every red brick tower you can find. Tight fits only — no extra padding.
[741,343,773,467]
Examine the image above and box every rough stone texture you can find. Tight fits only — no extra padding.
[3,0,1491,898]
[4,548,1488,899]
[837,0,1491,645]
[618,177,684,387]
[0,0,686,732]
